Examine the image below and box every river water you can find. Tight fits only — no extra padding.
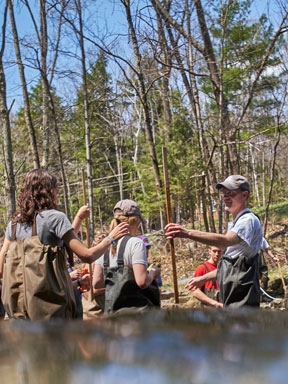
[0,308,287,384]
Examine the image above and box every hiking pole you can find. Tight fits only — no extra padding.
[277,261,288,307]
[162,147,179,304]
[81,168,93,301]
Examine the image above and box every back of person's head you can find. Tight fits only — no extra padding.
[113,199,146,223]
[17,169,58,223]
[109,200,144,254]
[109,199,144,228]
[110,212,140,229]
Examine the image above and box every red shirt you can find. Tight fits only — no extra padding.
[194,261,220,290]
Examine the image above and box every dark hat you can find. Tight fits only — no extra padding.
[113,199,146,223]
[216,175,250,192]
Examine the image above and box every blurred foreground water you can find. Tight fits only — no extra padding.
[1,308,288,384]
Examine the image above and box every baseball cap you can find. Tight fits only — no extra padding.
[216,175,250,192]
[113,199,146,223]
[137,235,151,247]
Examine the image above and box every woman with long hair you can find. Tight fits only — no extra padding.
[0,169,129,319]
[1,169,128,265]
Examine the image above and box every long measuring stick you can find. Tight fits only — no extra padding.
[162,147,179,304]
[81,169,93,301]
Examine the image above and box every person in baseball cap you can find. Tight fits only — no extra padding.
[92,199,161,313]
[165,173,263,308]
[113,199,146,224]
[216,175,250,192]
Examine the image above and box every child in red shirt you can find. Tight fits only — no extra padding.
[192,246,223,308]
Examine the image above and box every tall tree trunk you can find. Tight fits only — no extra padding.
[192,0,238,173]
[39,0,50,168]
[155,7,172,144]
[0,2,16,217]
[121,0,162,193]
[264,113,283,236]
[76,0,94,243]
[7,0,40,169]
[23,0,71,216]
[151,0,238,174]
[46,82,71,218]
[158,0,216,231]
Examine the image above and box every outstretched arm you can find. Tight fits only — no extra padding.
[63,222,129,263]
[165,223,240,248]
[185,269,217,290]
[193,288,223,308]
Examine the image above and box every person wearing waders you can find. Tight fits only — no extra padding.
[165,175,263,308]
[92,199,161,313]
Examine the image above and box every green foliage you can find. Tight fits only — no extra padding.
[203,0,283,112]
[254,202,288,222]
[3,0,288,234]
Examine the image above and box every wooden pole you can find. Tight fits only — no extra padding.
[162,147,179,304]
[277,261,288,307]
[81,168,93,301]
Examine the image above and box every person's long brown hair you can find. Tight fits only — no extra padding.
[15,169,58,223]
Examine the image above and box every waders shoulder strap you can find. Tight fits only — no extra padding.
[103,235,132,271]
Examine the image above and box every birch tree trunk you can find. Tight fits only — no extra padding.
[0,3,16,217]
[39,0,50,168]
[7,0,40,169]
[21,0,71,216]
[76,0,94,243]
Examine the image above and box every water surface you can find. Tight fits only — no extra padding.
[0,308,287,384]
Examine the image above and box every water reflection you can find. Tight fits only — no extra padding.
[0,308,288,384]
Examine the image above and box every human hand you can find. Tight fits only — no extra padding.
[80,274,91,292]
[185,276,205,290]
[164,223,189,240]
[70,269,82,280]
[149,265,161,279]
[108,222,129,241]
[76,204,90,221]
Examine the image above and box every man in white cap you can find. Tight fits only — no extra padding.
[165,175,263,308]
